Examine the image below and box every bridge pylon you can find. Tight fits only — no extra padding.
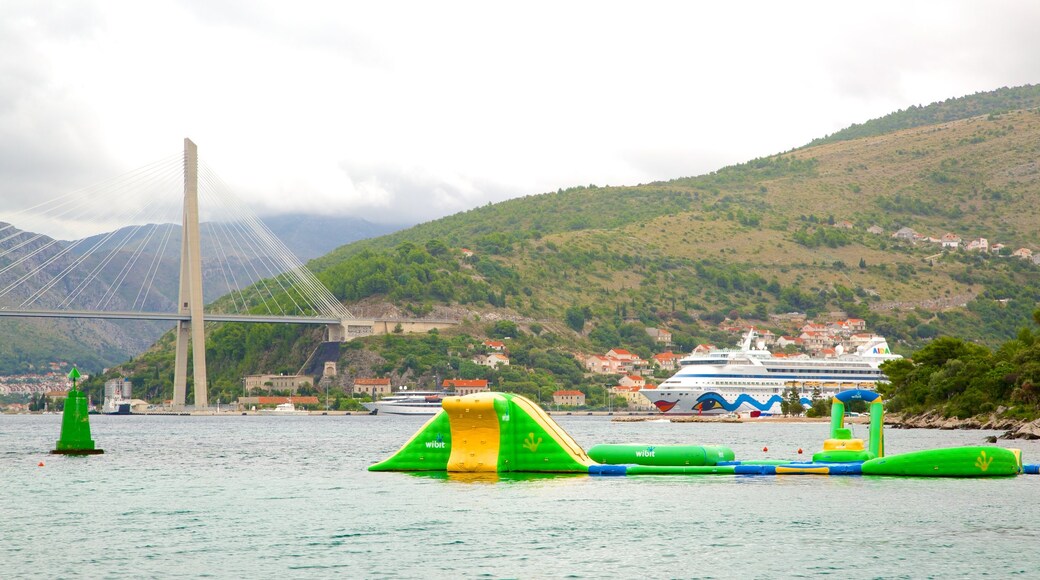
[172,138,207,409]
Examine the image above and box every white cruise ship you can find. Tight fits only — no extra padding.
[640,331,902,415]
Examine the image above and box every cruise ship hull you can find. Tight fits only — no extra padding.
[642,331,900,415]
[640,383,870,415]
[362,401,443,415]
[362,392,453,415]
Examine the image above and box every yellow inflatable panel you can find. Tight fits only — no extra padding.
[776,466,831,475]
[444,394,501,472]
[823,438,865,451]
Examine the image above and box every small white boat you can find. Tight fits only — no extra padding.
[258,402,310,415]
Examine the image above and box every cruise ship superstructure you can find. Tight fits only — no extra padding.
[640,331,902,415]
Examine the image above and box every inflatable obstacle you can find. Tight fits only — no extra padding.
[370,392,1038,478]
[369,392,594,473]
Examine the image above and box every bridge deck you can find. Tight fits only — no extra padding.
[0,309,341,324]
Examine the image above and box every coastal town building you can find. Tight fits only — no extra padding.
[474,353,510,367]
[941,233,961,249]
[243,374,314,394]
[584,349,648,374]
[0,371,78,396]
[610,385,652,410]
[353,378,392,398]
[443,379,490,396]
[966,238,989,252]
[553,390,585,407]
[618,375,646,388]
[644,327,672,343]
[892,227,919,242]
[651,352,679,370]
[482,340,505,351]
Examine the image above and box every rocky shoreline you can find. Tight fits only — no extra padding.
[886,411,1040,440]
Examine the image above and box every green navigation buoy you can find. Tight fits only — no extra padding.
[52,367,104,455]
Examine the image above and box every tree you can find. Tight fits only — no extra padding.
[488,320,519,339]
[565,306,587,333]
[780,385,804,416]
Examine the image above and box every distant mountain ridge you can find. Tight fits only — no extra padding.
[0,214,405,374]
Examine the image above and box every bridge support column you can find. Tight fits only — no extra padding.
[172,138,208,410]
[327,323,346,342]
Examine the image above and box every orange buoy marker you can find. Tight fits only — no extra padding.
[797,448,803,454]
[38,461,45,467]
[762,446,768,452]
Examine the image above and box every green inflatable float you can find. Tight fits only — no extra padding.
[371,391,1034,478]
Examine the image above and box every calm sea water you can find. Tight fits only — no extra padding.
[3,414,1040,579]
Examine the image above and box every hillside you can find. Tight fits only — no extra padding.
[90,86,1040,414]
[806,84,1040,146]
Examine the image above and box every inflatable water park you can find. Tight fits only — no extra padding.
[370,390,1040,477]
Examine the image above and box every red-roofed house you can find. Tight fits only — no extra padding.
[553,390,585,406]
[652,352,679,370]
[461,248,474,257]
[618,375,646,388]
[585,355,615,374]
[483,340,505,351]
[606,348,636,361]
[443,379,490,396]
[800,323,830,334]
[354,378,392,397]
[799,331,829,351]
[842,318,866,332]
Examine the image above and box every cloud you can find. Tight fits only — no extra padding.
[3,1,1040,239]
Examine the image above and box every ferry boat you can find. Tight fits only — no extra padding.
[101,395,132,415]
[640,331,902,415]
[102,378,133,415]
[362,392,454,415]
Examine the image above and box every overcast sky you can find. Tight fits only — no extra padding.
[3,1,1040,238]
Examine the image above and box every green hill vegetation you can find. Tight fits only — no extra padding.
[879,310,1040,420]
[807,84,1040,146]
[86,85,1040,420]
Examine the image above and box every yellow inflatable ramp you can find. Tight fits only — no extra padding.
[444,393,501,472]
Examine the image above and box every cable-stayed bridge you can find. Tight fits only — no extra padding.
[0,139,422,409]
